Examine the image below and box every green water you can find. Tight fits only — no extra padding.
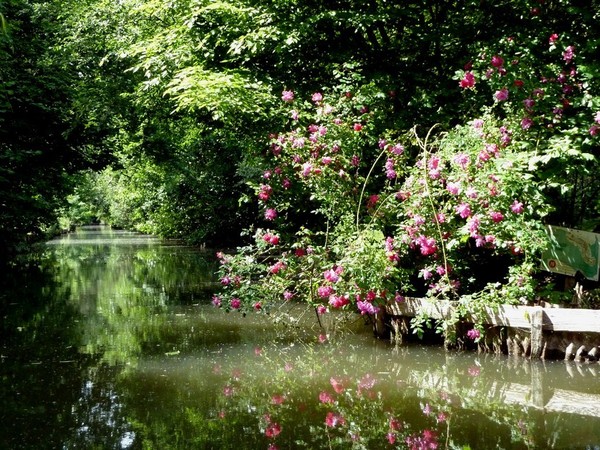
[1,226,599,449]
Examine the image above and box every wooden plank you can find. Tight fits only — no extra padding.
[530,307,544,358]
[543,308,600,332]
[386,298,600,333]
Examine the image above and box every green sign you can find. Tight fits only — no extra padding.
[541,225,600,281]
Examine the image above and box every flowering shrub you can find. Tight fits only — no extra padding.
[215,78,554,338]
[457,31,600,227]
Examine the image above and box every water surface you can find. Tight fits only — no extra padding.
[1,226,599,449]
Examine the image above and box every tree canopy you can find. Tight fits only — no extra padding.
[1,0,599,263]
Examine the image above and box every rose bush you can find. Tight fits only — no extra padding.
[214,77,555,339]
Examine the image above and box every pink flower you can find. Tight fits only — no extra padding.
[420,268,433,280]
[323,268,339,283]
[549,33,559,44]
[511,200,524,214]
[422,403,432,416]
[264,208,277,221]
[391,143,404,155]
[328,294,350,308]
[271,394,285,405]
[472,119,484,129]
[319,391,334,403]
[590,125,600,136]
[230,298,241,309]
[467,215,480,236]
[416,235,437,256]
[455,203,471,219]
[301,162,313,177]
[405,430,439,450]
[495,88,509,101]
[358,373,377,390]
[413,215,426,226]
[321,156,332,165]
[467,328,481,340]
[258,184,273,201]
[312,92,323,103]
[281,90,294,102]
[465,186,478,199]
[563,45,575,64]
[478,148,491,162]
[269,261,286,274]
[317,305,328,315]
[330,377,345,393]
[446,181,460,195]
[521,117,533,129]
[317,285,334,298]
[459,71,476,89]
[523,98,536,110]
[389,417,402,431]
[357,300,380,315]
[292,137,305,148]
[367,194,379,209]
[453,153,470,169]
[291,110,299,120]
[353,123,363,132]
[489,211,504,223]
[491,55,504,68]
[265,422,282,438]
[387,433,396,445]
[283,290,294,301]
[325,412,345,428]
[212,295,222,307]
[280,90,295,103]
[594,111,600,124]
[263,233,280,245]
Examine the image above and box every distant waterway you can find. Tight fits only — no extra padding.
[1,225,599,449]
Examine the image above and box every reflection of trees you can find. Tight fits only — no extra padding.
[45,227,219,364]
[0,264,102,449]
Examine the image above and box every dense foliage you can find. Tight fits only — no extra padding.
[1,1,599,327]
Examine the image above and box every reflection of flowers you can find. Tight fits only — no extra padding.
[209,342,533,449]
[325,411,345,428]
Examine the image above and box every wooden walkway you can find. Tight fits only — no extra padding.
[386,298,600,358]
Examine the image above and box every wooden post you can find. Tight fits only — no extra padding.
[530,306,544,359]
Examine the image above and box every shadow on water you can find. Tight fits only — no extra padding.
[1,226,599,449]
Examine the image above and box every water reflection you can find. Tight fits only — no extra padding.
[0,226,599,449]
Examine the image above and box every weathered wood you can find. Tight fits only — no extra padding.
[386,298,600,333]
[405,366,600,419]
[530,307,544,358]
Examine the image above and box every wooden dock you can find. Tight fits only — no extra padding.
[385,298,600,359]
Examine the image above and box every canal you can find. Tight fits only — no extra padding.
[1,226,599,449]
